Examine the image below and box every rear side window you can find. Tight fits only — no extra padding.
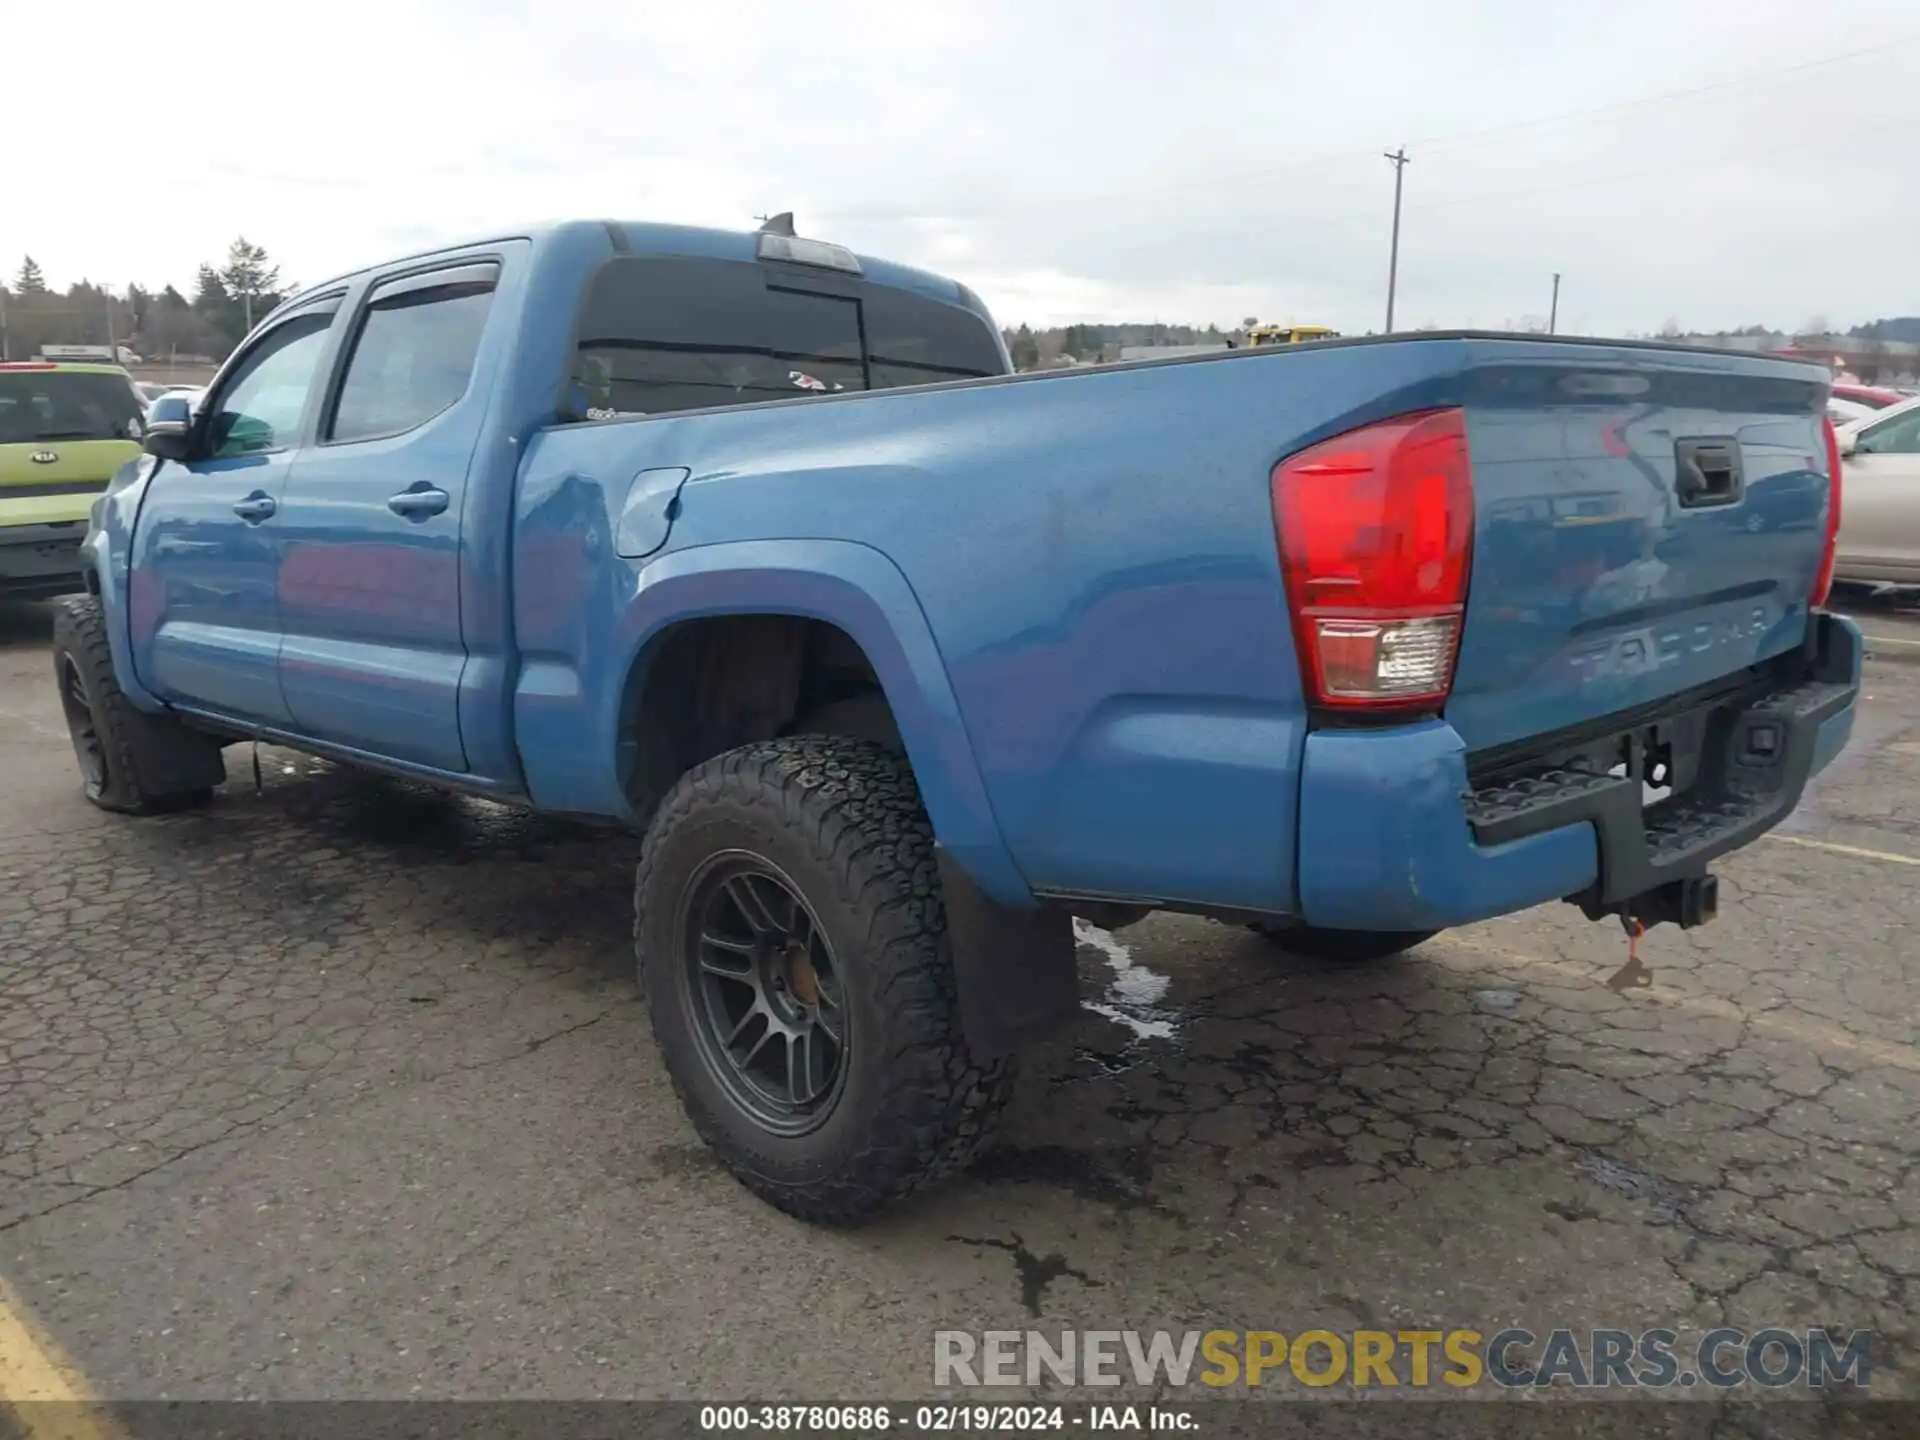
[863,286,1009,388]
[329,265,498,444]
[571,256,1005,419]
[0,371,143,445]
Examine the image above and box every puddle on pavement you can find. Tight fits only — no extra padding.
[1071,917,1184,1044]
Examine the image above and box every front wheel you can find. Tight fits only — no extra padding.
[634,735,1015,1224]
[51,595,225,814]
[1246,922,1438,964]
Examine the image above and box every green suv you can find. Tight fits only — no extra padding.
[0,362,146,599]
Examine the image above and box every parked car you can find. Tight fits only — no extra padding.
[56,220,1860,1222]
[1834,392,1920,586]
[0,361,145,599]
[1827,396,1877,428]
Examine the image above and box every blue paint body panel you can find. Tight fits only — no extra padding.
[83,218,1858,936]
[1297,721,1601,932]
[1448,342,1832,752]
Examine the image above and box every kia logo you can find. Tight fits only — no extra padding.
[29,451,58,464]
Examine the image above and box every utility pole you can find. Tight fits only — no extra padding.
[1383,147,1409,333]
[1549,273,1562,335]
[104,284,116,357]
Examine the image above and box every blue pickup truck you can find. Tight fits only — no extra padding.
[56,218,1858,1222]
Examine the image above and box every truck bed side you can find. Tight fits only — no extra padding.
[510,331,1839,925]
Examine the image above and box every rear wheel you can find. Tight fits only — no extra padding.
[1246,922,1437,964]
[51,595,225,814]
[634,735,1015,1224]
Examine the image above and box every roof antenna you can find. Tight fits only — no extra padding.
[755,212,796,237]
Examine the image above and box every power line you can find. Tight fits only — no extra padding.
[1405,104,1919,217]
[1014,98,1919,333]
[1404,31,1920,153]
[819,29,1920,224]
[1080,99,1916,261]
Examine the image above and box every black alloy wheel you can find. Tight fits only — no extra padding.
[679,852,849,1136]
[57,652,108,798]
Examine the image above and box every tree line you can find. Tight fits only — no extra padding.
[7,240,1914,371]
[1006,315,1920,369]
[1002,321,1243,369]
[0,239,290,364]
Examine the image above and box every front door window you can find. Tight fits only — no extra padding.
[204,312,335,458]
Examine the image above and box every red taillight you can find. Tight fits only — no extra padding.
[0,362,57,370]
[1273,407,1474,712]
[1813,417,1844,608]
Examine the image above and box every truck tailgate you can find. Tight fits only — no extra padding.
[1448,356,1832,754]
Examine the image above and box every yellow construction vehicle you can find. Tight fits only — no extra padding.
[1243,324,1341,347]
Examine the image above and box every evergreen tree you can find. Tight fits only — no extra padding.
[217,237,283,333]
[15,256,48,293]
[192,264,243,348]
[1007,323,1041,371]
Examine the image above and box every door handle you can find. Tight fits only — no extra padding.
[388,486,450,520]
[231,492,277,523]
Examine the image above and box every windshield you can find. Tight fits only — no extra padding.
[0,371,144,444]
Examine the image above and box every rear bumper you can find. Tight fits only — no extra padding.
[1296,612,1862,931]
[0,522,87,598]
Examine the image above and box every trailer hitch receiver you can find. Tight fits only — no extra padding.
[1579,874,1719,934]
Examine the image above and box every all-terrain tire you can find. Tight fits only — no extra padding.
[634,735,1016,1224]
[1246,922,1438,964]
[50,594,226,814]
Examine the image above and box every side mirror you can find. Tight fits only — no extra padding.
[142,393,196,462]
[1838,430,1860,458]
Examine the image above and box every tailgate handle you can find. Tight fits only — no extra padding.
[1673,438,1743,509]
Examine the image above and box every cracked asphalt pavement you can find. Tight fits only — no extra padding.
[2,595,1917,1408]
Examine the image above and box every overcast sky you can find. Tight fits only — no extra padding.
[11,0,1917,335]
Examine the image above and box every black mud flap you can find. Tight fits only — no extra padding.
[936,848,1079,1058]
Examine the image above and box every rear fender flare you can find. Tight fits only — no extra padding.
[606,538,1032,907]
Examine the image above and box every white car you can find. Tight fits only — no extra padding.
[1834,392,1920,587]
[149,385,201,405]
[1827,396,1877,428]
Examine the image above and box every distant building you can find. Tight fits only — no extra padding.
[1673,332,1920,383]
[36,343,141,364]
[1117,342,1231,362]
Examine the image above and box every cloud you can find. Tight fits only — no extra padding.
[7,0,1916,334]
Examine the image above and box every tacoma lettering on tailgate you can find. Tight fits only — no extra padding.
[1569,606,1774,683]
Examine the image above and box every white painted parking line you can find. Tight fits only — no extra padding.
[1766,833,1920,867]
[1435,934,1920,1074]
[0,1275,120,1438]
